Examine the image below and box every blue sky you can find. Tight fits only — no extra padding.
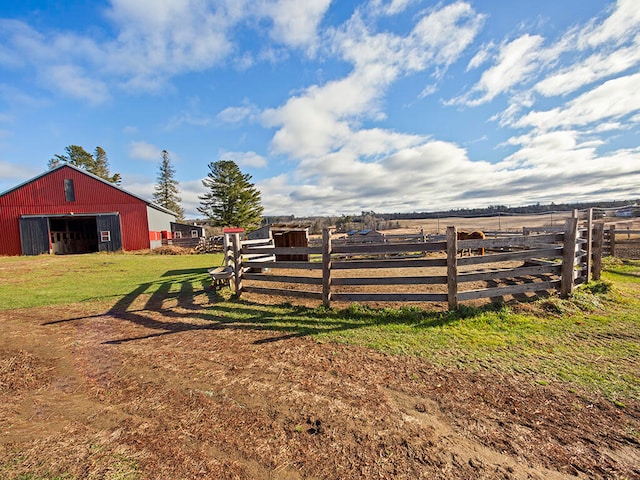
[0,0,638,218]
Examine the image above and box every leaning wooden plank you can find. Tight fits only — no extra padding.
[332,275,447,286]
[332,258,447,269]
[525,257,563,265]
[242,246,322,255]
[331,292,449,303]
[243,253,276,259]
[458,280,560,301]
[244,260,323,270]
[240,238,276,246]
[458,247,563,266]
[458,264,561,283]
[243,274,322,285]
[243,286,322,300]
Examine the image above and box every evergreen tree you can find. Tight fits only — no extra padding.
[49,145,121,185]
[198,160,263,229]
[93,147,122,185]
[152,150,184,220]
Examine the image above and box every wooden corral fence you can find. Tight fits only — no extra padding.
[161,237,202,248]
[162,236,224,252]
[221,216,609,310]
[604,222,640,258]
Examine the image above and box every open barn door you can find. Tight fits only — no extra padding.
[19,216,50,255]
[96,214,123,252]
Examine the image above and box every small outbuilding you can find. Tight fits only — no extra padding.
[170,222,205,240]
[0,163,179,256]
[247,223,310,261]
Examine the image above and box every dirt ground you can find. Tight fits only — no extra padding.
[1,290,639,479]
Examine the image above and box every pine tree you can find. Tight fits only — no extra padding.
[93,147,122,186]
[49,145,121,185]
[153,150,184,220]
[198,160,263,229]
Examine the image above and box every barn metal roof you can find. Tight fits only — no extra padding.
[0,163,178,217]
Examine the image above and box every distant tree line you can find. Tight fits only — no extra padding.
[375,200,639,220]
[263,200,639,234]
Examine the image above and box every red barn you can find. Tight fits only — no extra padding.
[0,164,178,256]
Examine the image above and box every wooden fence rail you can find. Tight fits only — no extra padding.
[221,216,605,310]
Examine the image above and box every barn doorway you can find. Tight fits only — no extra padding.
[49,217,99,254]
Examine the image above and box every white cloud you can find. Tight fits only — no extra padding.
[129,141,163,161]
[0,160,39,182]
[466,41,494,71]
[383,0,418,15]
[419,84,437,98]
[219,150,268,168]
[217,103,259,124]
[450,34,544,106]
[516,73,640,130]
[535,41,640,97]
[261,0,332,52]
[263,2,483,160]
[0,0,334,102]
[577,0,640,49]
[165,113,213,130]
[44,64,110,104]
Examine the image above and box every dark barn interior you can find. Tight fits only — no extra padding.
[49,217,99,254]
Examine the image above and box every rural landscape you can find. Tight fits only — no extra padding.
[1,0,640,478]
[1,220,639,479]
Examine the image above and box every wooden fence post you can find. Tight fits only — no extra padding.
[592,222,604,281]
[232,233,243,297]
[223,233,233,267]
[585,208,593,283]
[561,217,579,297]
[446,226,458,310]
[609,225,616,257]
[322,228,332,308]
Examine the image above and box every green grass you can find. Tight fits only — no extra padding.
[0,252,223,309]
[1,253,638,401]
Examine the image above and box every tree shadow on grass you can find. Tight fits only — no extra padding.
[41,269,508,346]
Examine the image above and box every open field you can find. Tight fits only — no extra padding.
[385,212,640,237]
[394,212,575,234]
[1,252,639,479]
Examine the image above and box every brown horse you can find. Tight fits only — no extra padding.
[457,230,485,256]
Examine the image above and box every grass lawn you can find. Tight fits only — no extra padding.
[0,252,638,401]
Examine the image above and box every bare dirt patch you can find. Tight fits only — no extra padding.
[616,241,640,260]
[1,299,639,479]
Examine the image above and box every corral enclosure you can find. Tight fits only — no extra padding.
[221,211,628,310]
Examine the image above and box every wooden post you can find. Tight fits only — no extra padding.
[322,228,332,308]
[232,233,243,297]
[609,225,616,257]
[223,233,233,267]
[592,222,604,281]
[585,208,593,283]
[446,226,458,310]
[561,217,579,297]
